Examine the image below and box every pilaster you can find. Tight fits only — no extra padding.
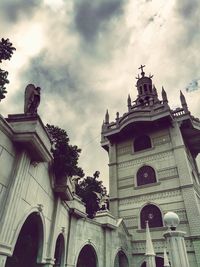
[0,254,7,267]
[109,143,119,217]
[0,150,30,251]
[169,122,200,236]
[65,216,77,267]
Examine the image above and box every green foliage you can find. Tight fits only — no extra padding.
[46,124,84,182]
[0,38,16,101]
[76,171,108,218]
[0,38,16,62]
[0,69,9,100]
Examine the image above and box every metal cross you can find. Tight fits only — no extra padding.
[139,64,146,73]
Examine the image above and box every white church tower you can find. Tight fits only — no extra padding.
[101,65,200,267]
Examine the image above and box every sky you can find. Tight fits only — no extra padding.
[1,0,200,190]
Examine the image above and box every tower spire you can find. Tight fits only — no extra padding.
[145,221,156,267]
[180,90,188,112]
[163,248,170,267]
[127,94,131,111]
[162,86,168,104]
[105,109,109,124]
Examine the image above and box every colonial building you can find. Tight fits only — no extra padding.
[101,65,200,267]
[0,98,131,266]
[0,67,200,267]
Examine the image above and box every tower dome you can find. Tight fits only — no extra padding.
[136,65,157,105]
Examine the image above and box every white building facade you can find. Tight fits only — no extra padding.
[1,68,200,267]
[0,114,131,267]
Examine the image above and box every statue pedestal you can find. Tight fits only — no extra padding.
[6,114,52,162]
[163,230,190,267]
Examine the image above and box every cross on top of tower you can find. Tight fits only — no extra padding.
[139,64,146,77]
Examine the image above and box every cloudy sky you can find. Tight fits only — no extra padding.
[1,0,200,189]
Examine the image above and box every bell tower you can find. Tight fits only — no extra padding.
[101,67,200,266]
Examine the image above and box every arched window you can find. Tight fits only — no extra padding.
[6,212,44,267]
[114,250,129,267]
[140,204,163,229]
[134,135,151,152]
[54,234,65,267]
[76,245,98,267]
[144,84,147,92]
[141,257,164,267]
[136,165,156,186]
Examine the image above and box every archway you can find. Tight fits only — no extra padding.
[76,244,97,267]
[5,212,44,267]
[54,234,65,267]
[114,250,129,267]
[141,256,164,267]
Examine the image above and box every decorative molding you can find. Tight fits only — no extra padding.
[118,184,134,190]
[134,182,160,190]
[118,151,173,169]
[117,145,132,156]
[37,204,43,213]
[132,238,194,254]
[119,189,181,206]
[174,209,188,222]
[158,167,178,180]
[152,134,170,146]
[118,175,134,181]
[123,217,137,228]
[118,177,134,189]
[132,240,166,254]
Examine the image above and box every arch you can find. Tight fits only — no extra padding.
[114,250,129,267]
[136,165,157,186]
[6,211,45,267]
[140,204,163,229]
[54,233,65,267]
[134,135,151,152]
[141,256,164,267]
[12,207,46,261]
[76,244,98,267]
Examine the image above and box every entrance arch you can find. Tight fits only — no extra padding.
[114,250,129,267]
[141,256,164,267]
[76,244,98,267]
[5,212,44,267]
[54,234,65,267]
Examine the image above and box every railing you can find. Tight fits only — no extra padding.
[171,107,186,117]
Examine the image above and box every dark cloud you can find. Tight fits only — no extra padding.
[0,0,39,23]
[175,0,199,18]
[15,51,104,120]
[73,0,125,42]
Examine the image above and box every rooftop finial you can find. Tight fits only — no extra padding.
[105,109,109,124]
[127,94,131,110]
[139,64,146,77]
[180,90,188,112]
[162,86,168,103]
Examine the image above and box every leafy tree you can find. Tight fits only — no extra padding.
[46,124,84,182]
[0,38,16,101]
[76,171,108,218]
